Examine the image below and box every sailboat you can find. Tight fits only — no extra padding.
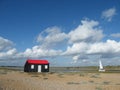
[99,60,105,72]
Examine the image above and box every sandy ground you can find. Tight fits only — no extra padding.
[0,69,120,90]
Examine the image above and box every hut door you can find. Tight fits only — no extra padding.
[38,65,41,72]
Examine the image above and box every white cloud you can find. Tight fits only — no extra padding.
[0,37,13,51]
[102,7,116,22]
[63,39,120,63]
[68,19,104,43]
[73,55,79,61]
[73,54,88,61]
[0,37,25,66]
[23,45,62,58]
[1,19,120,66]
[6,48,17,55]
[87,40,120,55]
[63,42,88,55]
[0,48,17,59]
[0,37,17,59]
[110,33,120,38]
[37,26,68,49]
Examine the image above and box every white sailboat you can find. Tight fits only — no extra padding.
[99,60,105,72]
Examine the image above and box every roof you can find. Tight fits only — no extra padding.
[26,59,49,64]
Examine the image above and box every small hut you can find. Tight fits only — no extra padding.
[24,59,49,72]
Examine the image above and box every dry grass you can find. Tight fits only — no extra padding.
[0,67,120,90]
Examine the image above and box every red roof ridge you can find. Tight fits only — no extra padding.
[26,59,49,64]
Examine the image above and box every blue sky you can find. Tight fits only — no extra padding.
[0,0,120,66]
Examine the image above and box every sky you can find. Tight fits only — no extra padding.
[0,0,120,66]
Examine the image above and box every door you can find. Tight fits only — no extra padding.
[38,65,41,72]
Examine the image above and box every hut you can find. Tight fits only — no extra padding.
[24,59,49,72]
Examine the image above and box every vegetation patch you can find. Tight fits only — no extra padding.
[43,77,48,80]
[0,87,3,90]
[31,75,39,77]
[49,72,55,74]
[102,81,110,85]
[96,87,103,90]
[67,82,79,85]
[90,74,100,78]
[116,83,120,85]
[79,73,85,77]
[0,71,7,75]
[57,73,64,78]
[89,80,94,83]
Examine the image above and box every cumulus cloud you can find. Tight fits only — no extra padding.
[63,42,88,55]
[37,26,68,49]
[0,41,17,59]
[23,46,62,58]
[0,37,13,51]
[0,37,17,60]
[21,19,105,63]
[73,54,88,61]
[0,48,17,59]
[63,39,120,64]
[110,33,120,38]
[102,7,116,22]
[87,40,120,55]
[68,20,104,43]
[1,19,120,66]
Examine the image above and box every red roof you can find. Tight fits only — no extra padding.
[27,59,49,64]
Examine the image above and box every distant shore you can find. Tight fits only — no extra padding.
[0,66,120,73]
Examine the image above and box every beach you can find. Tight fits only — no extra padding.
[0,67,120,90]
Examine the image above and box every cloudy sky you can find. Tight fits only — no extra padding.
[0,0,120,66]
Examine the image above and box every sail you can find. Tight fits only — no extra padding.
[99,60,105,72]
[99,60,103,69]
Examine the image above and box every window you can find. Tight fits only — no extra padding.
[31,65,34,69]
[45,65,48,69]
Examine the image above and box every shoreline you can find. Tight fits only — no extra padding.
[0,66,120,73]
